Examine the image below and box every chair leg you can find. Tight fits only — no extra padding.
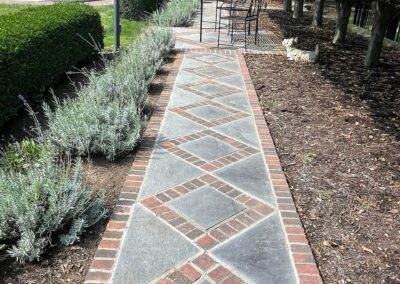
[215,0,218,31]
[256,18,260,46]
[217,10,222,47]
[231,20,234,43]
[245,21,247,50]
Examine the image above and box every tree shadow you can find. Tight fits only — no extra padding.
[263,9,400,140]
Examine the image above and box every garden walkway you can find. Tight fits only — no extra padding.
[85,3,321,284]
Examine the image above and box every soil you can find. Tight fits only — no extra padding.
[0,53,176,284]
[245,9,400,284]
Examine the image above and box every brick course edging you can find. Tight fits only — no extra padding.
[84,52,185,284]
[237,53,323,284]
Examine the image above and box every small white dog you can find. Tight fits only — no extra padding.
[282,37,319,63]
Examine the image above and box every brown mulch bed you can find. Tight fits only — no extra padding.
[0,54,175,284]
[245,10,400,284]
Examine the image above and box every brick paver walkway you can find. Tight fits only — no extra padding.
[85,3,322,284]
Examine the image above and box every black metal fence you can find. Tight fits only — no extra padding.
[353,0,400,42]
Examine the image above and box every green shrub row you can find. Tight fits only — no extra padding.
[44,27,175,160]
[120,0,164,20]
[0,3,104,126]
[0,140,107,263]
[152,0,201,27]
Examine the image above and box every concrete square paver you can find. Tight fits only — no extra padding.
[168,186,245,230]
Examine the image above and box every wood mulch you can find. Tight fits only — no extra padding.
[245,9,400,284]
[0,53,176,284]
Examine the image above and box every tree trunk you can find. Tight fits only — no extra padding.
[365,1,396,67]
[333,0,354,44]
[386,14,399,40]
[294,0,304,18]
[284,0,292,12]
[312,0,325,28]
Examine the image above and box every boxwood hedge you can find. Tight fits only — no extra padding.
[0,3,104,126]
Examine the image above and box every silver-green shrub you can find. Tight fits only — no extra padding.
[152,0,200,27]
[44,27,174,160]
[0,151,107,263]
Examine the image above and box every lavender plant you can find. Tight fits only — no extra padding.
[44,27,174,160]
[0,152,107,263]
[151,0,201,27]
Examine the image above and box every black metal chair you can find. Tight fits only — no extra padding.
[214,0,247,31]
[217,0,266,49]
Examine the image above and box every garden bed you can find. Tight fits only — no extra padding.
[0,52,176,284]
[245,9,400,284]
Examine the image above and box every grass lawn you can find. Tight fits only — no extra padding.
[0,4,146,49]
[95,5,146,49]
[0,4,29,15]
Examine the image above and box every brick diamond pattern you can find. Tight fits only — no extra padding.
[160,129,258,172]
[140,173,274,248]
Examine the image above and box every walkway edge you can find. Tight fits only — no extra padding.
[237,53,323,284]
[84,52,185,284]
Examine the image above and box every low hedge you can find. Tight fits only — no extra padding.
[121,0,164,20]
[0,3,104,126]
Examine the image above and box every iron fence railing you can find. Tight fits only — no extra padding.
[353,0,400,42]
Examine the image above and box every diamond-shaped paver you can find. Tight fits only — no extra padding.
[167,186,245,230]
[190,105,231,121]
[180,136,237,161]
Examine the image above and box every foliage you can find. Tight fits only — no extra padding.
[0,3,104,127]
[44,28,175,160]
[151,0,201,27]
[95,5,147,49]
[0,139,50,173]
[121,0,164,20]
[0,151,107,263]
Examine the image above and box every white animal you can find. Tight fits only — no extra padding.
[282,37,319,63]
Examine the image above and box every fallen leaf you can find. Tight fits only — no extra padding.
[361,245,374,253]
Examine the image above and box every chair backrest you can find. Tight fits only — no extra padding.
[247,0,266,17]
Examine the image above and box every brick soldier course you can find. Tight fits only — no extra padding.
[85,3,322,283]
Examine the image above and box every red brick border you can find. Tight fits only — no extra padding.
[237,53,323,284]
[84,52,185,284]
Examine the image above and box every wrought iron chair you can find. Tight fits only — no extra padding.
[214,0,248,31]
[217,0,267,49]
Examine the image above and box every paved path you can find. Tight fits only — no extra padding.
[85,3,321,283]
[85,50,321,283]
